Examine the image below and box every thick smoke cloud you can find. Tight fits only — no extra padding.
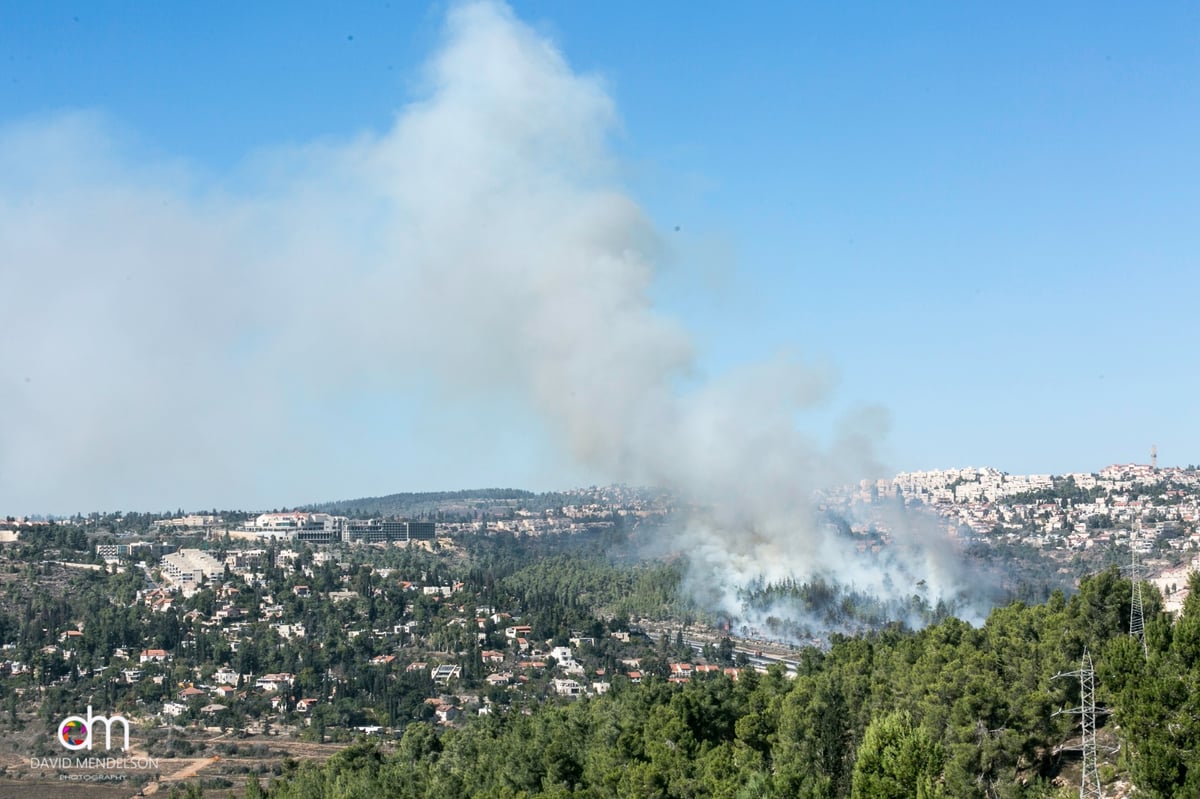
[0,2,983,624]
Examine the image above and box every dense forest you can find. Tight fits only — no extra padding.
[225,569,1200,799]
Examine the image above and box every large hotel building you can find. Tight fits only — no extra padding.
[241,512,435,545]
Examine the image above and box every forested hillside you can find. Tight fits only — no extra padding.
[304,489,539,519]
[234,569,1200,799]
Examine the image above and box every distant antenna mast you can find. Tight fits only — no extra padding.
[1129,527,1147,657]
[1151,444,1158,471]
[1053,649,1103,799]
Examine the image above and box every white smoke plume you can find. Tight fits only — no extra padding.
[0,2,986,624]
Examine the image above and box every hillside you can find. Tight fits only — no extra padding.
[235,569,1200,799]
[302,488,538,518]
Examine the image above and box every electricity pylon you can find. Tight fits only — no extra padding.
[1053,648,1103,799]
[1129,541,1147,657]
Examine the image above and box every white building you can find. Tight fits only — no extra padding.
[212,667,243,686]
[431,664,461,685]
[255,673,295,692]
[161,701,187,718]
[552,678,583,697]
[161,549,224,594]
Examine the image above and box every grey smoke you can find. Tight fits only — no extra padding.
[0,1,985,625]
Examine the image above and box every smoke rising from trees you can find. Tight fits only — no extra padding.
[0,1,984,625]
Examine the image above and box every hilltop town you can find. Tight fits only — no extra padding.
[859,462,1200,544]
[828,462,1200,611]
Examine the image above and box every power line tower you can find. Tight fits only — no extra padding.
[1054,648,1103,799]
[1129,535,1147,657]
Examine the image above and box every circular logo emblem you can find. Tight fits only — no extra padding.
[60,719,88,747]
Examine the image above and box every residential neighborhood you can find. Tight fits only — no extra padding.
[0,495,752,767]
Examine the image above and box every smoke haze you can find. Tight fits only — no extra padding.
[1,1,984,623]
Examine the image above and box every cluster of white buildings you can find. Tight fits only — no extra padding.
[871,463,1198,508]
[96,540,173,565]
[152,514,222,531]
[882,467,1057,504]
[845,465,1200,556]
[160,548,224,594]
[237,512,435,545]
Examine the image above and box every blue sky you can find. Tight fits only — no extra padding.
[3,2,1199,513]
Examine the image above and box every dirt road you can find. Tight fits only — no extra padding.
[134,755,219,797]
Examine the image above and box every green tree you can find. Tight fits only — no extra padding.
[851,712,944,799]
